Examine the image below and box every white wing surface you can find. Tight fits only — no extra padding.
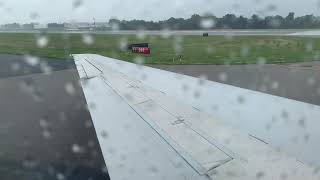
[73,54,320,180]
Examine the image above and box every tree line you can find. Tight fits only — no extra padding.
[109,13,320,30]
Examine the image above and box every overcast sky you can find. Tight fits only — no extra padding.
[0,0,319,24]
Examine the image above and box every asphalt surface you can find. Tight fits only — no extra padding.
[150,62,320,106]
[0,55,109,180]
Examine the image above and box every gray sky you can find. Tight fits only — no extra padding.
[0,0,319,23]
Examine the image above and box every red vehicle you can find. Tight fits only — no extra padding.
[132,47,150,54]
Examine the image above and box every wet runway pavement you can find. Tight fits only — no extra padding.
[0,55,109,180]
[150,62,320,106]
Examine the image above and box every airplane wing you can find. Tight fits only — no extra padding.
[73,54,320,180]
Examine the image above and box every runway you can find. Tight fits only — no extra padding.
[150,62,320,106]
[0,55,109,180]
[0,29,317,36]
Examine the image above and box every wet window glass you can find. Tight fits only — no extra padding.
[0,0,320,180]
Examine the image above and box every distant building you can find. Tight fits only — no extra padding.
[22,23,35,30]
[1,23,21,29]
[48,23,64,29]
[34,23,48,29]
[64,22,110,30]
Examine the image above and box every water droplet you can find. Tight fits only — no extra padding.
[65,83,76,96]
[22,156,38,169]
[304,134,310,142]
[119,38,128,51]
[240,45,250,57]
[313,166,320,175]
[39,118,49,128]
[24,55,39,66]
[280,172,288,180]
[298,118,306,128]
[160,28,172,39]
[56,173,65,180]
[257,57,266,65]
[72,144,83,154]
[133,56,145,66]
[137,30,146,40]
[148,165,159,174]
[198,75,208,86]
[43,130,52,139]
[194,91,201,99]
[11,63,21,71]
[40,62,52,74]
[173,36,183,55]
[30,12,39,20]
[307,77,316,86]
[88,140,95,148]
[306,42,314,52]
[281,110,289,120]
[271,81,279,90]
[218,72,228,82]
[266,4,277,11]
[36,36,49,48]
[73,0,83,9]
[82,34,94,45]
[256,171,265,179]
[84,120,93,128]
[200,18,216,29]
[237,96,245,104]
[182,84,189,92]
[111,22,120,31]
[100,130,109,139]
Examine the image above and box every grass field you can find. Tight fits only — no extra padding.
[0,33,319,64]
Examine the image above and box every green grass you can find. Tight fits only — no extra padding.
[0,33,319,64]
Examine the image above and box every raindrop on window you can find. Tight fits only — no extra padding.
[72,0,83,9]
[148,165,159,174]
[307,77,316,86]
[198,75,208,86]
[257,57,267,65]
[160,28,172,39]
[82,34,94,45]
[240,45,250,57]
[40,62,53,74]
[42,130,52,139]
[200,18,216,29]
[11,63,21,72]
[218,72,228,82]
[119,38,128,51]
[256,171,265,179]
[85,120,93,128]
[29,12,40,20]
[65,83,76,96]
[137,30,146,40]
[22,156,38,169]
[133,56,145,66]
[36,36,49,48]
[306,41,314,52]
[281,110,289,120]
[24,55,39,66]
[194,90,201,99]
[237,96,246,104]
[298,118,306,128]
[72,144,84,154]
[39,118,49,129]
[100,130,109,139]
[182,84,189,92]
[271,81,279,90]
[56,173,65,180]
